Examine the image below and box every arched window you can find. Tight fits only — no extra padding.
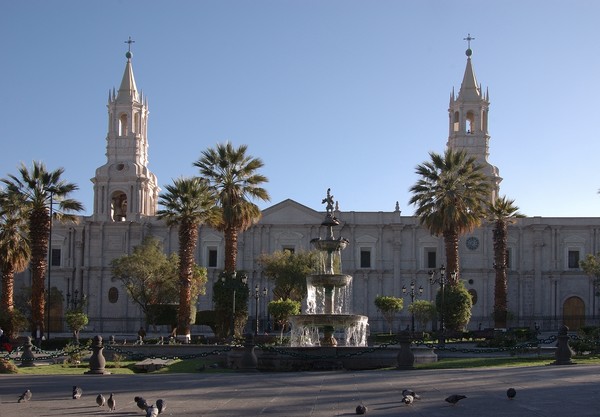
[466,111,475,134]
[119,114,128,136]
[453,111,460,132]
[134,112,140,133]
[110,191,128,221]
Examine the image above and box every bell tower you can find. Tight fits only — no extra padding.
[447,35,501,201]
[91,39,160,222]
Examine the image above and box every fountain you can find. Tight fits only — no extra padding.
[289,189,369,347]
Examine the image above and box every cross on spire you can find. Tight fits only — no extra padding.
[124,36,135,52]
[463,33,475,49]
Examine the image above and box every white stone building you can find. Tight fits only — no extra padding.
[16,46,600,336]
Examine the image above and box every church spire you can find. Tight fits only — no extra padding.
[91,39,160,222]
[116,37,139,103]
[447,34,501,202]
[459,53,481,101]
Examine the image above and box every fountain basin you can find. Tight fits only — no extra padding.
[289,314,368,347]
[307,274,352,288]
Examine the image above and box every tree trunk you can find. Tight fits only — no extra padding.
[493,220,509,328]
[177,220,199,339]
[1,268,15,313]
[29,208,50,336]
[224,226,238,273]
[443,230,460,285]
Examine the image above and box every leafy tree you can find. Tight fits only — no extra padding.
[408,300,437,332]
[194,142,270,273]
[409,149,490,284]
[65,293,88,344]
[110,236,207,327]
[488,196,524,328]
[268,298,301,342]
[1,161,83,336]
[65,311,88,344]
[0,190,30,338]
[436,281,473,332]
[580,253,600,291]
[374,296,404,334]
[212,271,249,340]
[258,249,318,301]
[157,177,217,338]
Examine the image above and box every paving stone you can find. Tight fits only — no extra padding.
[0,364,599,416]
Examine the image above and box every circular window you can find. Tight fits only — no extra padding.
[108,287,119,303]
[466,236,480,250]
[116,163,125,171]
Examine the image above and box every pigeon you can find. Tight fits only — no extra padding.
[156,399,166,414]
[18,389,32,403]
[402,394,414,405]
[72,386,83,399]
[445,394,467,405]
[96,394,106,407]
[107,393,116,411]
[135,396,149,411]
[402,389,421,400]
[355,404,367,414]
[507,388,516,399]
[146,405,159,417]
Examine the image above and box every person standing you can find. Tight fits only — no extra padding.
[137,327,146,344]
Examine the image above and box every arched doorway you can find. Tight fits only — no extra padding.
[563,296,585,330]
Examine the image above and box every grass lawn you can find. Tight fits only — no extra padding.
[5,357,233,375]
[416,355,600,369]
[3,355,600,375]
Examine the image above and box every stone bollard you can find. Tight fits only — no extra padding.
[85,335,111,374]
[108,335,116,345]
[20,336,35,367]
[396,332,415,370]
[239,333,258,371]
[553,325,575,365]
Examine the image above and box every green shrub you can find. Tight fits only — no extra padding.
[109,353,124,368]
[195,310,218,336]
[374,296,404,334]
[572,326,600,354]
[435,282,472,332]
[147,304,178,326]
[0,359,18,374]
[0,309,28,339]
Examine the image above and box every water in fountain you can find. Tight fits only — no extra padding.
[289,189,369,347]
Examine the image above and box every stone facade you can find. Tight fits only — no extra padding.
[14,49,600,336]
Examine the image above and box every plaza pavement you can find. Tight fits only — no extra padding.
[0,363,598,417]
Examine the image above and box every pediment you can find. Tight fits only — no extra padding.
[259,199,323,225]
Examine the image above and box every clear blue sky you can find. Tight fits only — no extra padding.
[1,1,599,217]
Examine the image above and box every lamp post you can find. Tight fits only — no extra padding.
[220,271,247,341]
[253,285,268,336]
[66,289,84,311]
[402,281,423,333]
[429,265,456,347]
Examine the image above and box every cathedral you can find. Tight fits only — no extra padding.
[17,45,600,336]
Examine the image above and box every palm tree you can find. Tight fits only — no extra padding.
[194,142,270,273]
[0,190,31,337]
[409,149,490,284]
[1,161,83,336]
[488,196,524,328]
[157,177,217,338]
